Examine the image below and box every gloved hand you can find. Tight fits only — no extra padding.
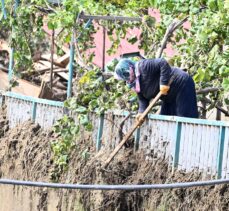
[160,85,170,95]
[136,113,145,125]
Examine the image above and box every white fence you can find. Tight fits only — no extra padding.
[0,91,229,179]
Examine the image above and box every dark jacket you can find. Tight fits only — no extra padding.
[137,58,198,118]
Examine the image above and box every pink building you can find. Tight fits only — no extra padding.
[90,9,181,68]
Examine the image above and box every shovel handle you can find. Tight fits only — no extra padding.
[103,91,162,169]
[102,75,175,169]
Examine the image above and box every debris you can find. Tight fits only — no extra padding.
[0,70,40,97]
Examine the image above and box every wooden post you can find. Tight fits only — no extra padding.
[201,99,207,119]
[216,102,222,121]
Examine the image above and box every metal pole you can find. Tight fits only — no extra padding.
[50,29,55,89]
[79,14,141,22]
[217,126,226,179]
[96,26,106,151]
[14,0,19,9]
[172,122,182,170]
[67,33,75,98]
[1,0,7,19]
[31,102,37,122]
[102,26,106,72]
[68,18,92,98]
[96,113,104,151]
[135,127,140,151]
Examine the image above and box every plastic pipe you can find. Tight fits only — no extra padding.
[1,178,229,190]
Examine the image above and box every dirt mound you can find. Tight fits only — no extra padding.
[71,149,229,211]
[0,118,54,211]
[0,112,229,211]
[0,121,52,181]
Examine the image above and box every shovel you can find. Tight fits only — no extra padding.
[102,76,175,169]
[102,92,161,169]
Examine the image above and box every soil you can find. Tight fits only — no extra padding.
[0,106,9,137]
[0,107,229,211]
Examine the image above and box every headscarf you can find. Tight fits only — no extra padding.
[114,59,135,80]
[114,58,141,93]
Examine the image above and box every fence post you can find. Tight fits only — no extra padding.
[96,113,104,151]
[31,102,37,122]
[172,122,182,171]
[217,126,226,179]
[67,33,75,98]
[134,127,140,151]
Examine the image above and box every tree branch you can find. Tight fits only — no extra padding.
[196,87,223,95]
[156,16,188,58]
[155,6,207,59]
[202,97,229,116]
[74,42,92,71]
[34,5,53,14]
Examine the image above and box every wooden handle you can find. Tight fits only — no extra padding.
[102,75,175,169]
[102,91,162,169]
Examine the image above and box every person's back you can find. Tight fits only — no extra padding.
[114,58,198,118]
[138,59,187,100]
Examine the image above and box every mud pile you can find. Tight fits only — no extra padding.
[0,121,52,181]
[0,111,229,211]
[71,149,229,211]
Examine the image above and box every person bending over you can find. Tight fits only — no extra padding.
[114,58,198,119]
